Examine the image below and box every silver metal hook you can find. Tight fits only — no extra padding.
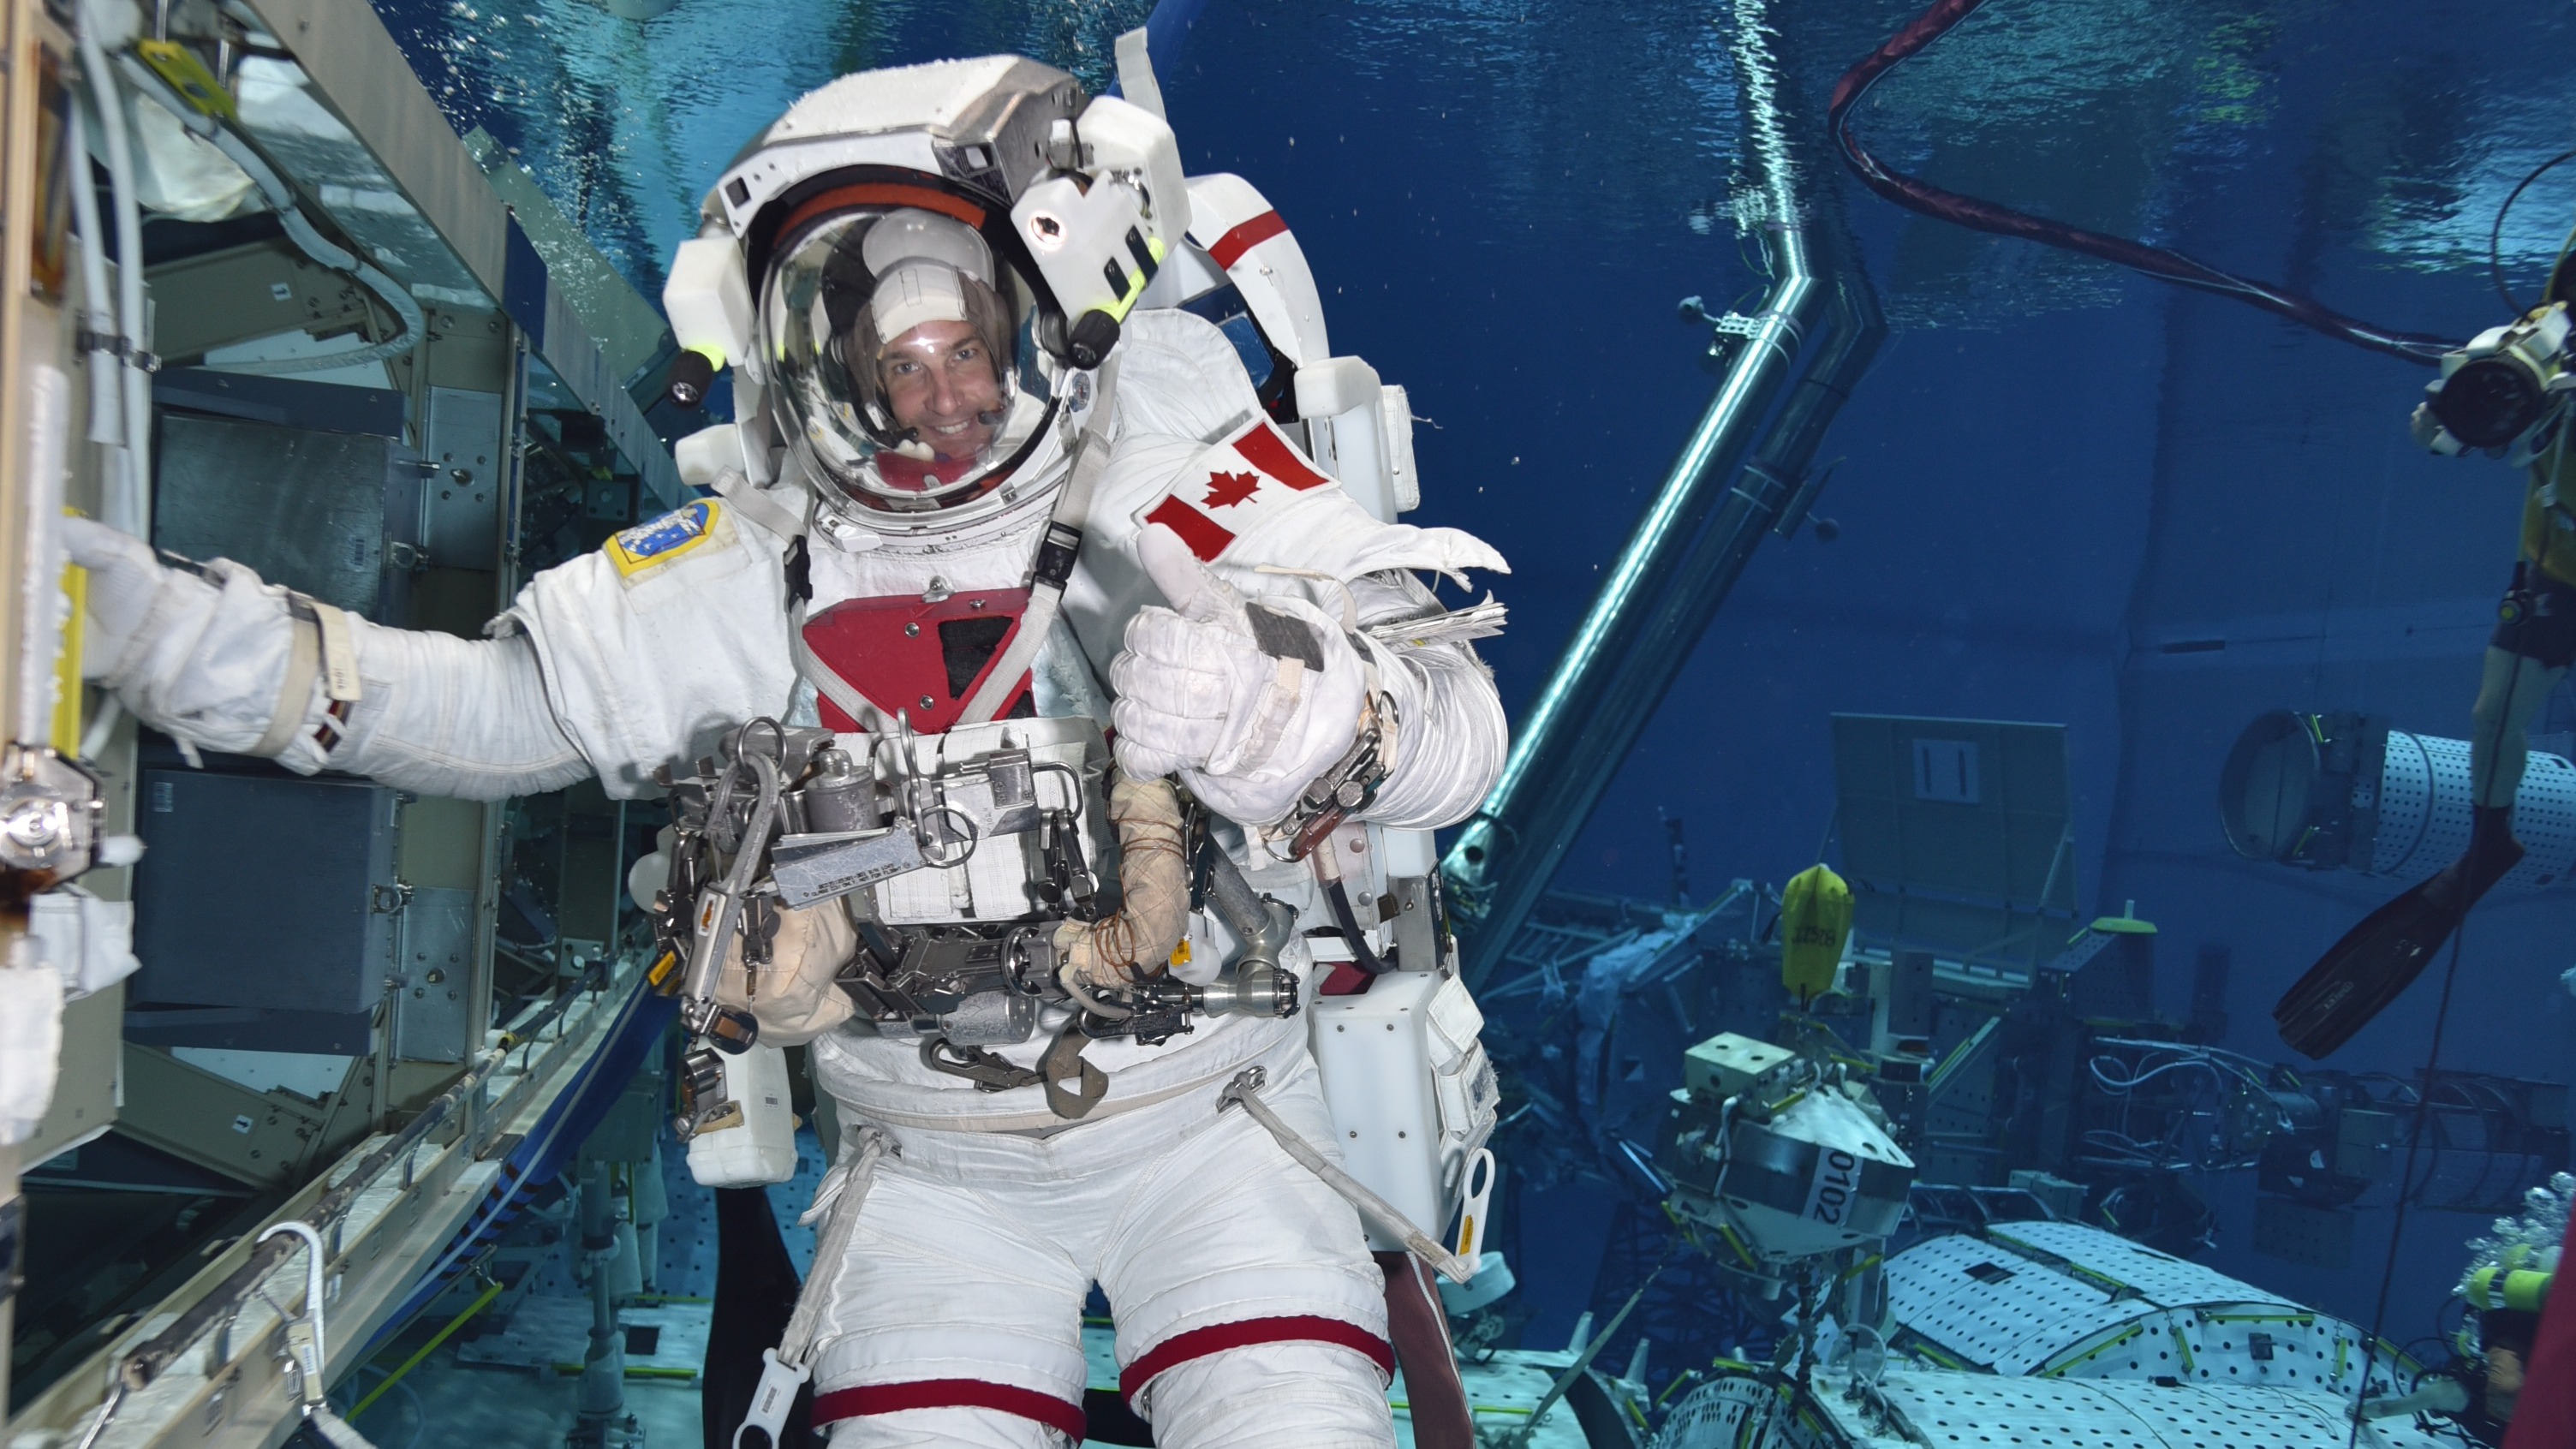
[256,1219,329,1409]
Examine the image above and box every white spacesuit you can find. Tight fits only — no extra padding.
[69,55,1505,1449]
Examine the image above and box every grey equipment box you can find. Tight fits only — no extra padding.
[152,405,423,623]
[128,771,401,1054]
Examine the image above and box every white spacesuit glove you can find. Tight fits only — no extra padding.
[62,516,314,758]
[1110,526,1371,826]
[61,517,589,796]
[63,517,179,677]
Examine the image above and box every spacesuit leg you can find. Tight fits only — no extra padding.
[805,1157,1092,1448]
[1099,1061,1396,1449]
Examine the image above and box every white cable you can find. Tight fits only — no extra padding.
[63,104,122,450]
[76,693,121,763]
[75,20,149,534]
[113,53,425,376]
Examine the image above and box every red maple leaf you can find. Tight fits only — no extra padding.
[1202,469,1262,509]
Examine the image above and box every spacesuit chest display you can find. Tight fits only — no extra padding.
[799,585,1038,733]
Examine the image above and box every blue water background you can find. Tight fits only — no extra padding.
[375,0,2576,1363]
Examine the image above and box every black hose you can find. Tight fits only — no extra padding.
[1830,0,2460,364]
[2490,147,2576,315]
[1324,875,1392,977]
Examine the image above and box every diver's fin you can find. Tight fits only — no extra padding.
[2273,878,2462,1060]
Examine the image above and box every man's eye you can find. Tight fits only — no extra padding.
[951,345,980,363]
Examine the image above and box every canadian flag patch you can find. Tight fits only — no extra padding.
[1136,416,1337,562]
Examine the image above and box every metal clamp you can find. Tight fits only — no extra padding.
[75,327,160,373]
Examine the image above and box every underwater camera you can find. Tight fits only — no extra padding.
[2414,302,2576,463]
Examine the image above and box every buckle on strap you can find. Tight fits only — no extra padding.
[250,595,365,761]
[920,1037,1043,1093]
[730,1350,810,1449]
[1041,1018,1109,1120]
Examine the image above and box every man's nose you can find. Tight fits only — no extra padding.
[926,362,963,413]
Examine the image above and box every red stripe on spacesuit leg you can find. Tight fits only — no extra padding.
[808,1380,1088,1440]
[1207,210,1288,270]
[1143,497,1237,563]
[1231,422,1333,492]
[1118,1315,1397,1400]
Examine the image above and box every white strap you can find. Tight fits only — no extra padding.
[251,612,322,759]
[956,362,1118,727]
[1219,1066,1476,1285]
[778,1127,894,1367]
[712,467,811,542]
[787,599,886,731]
[821,1035,1267,1134]
[1114,27,1167,121]
[313,601,362,703]
[298,1409,379,1449]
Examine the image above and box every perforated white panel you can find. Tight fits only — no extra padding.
[2371,732,2576,885]
[1651,1373,1825,1449]
[1885,1235,2114,1369]
[1887,1226,2405,1396]
[2375,732,2435,874]
[1817,1370,2455,1449]
[2506,749,2576,886]
[1988,1223,2299,1310]
[2042,1311,2392,1398]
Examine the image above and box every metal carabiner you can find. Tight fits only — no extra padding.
[257,1219,331,1415]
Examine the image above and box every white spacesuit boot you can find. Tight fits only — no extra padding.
[66,51,1509,1449]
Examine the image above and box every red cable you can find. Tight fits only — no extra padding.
[1827,0,2459,364]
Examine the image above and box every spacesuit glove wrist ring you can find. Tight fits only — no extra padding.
[1273,689,1397,859]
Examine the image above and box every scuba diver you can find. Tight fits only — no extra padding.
[63,55,1507,1449]
[2437,1174,2563,1446]
[2274,294,2576,1058]
[2466,1307,2539,1444]
[2273,492,2567,1056]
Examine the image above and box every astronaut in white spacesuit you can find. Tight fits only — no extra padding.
[65,55,1505,1449]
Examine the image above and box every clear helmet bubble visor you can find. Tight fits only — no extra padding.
[759,188,1058,514]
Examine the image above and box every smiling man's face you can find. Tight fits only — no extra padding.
[879,319,1001,460]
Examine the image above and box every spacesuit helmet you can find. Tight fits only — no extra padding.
[667,56,1190,523]
[761,201,1047,513]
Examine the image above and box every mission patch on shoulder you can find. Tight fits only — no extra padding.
[607,498,723,578]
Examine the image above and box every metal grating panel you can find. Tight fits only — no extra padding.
[1834,1370,2453,1449]
[1832,715,2078,973]
[1888,1233,2034,1319]
[1989,1222,2299,1309]
[1989,1303,2162,1377]
[1652,1373,1820,1449]
[1886,1235,2115,1370]
[1888,1225,2404,1398]
[2043,1311,2388,1398]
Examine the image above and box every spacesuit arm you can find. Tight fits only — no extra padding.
[317,620,594,800]
[67,516,593,800]
[1350,570,1505,831]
